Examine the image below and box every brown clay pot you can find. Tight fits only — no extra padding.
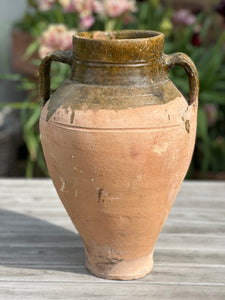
[11,30,39,77]
[39,30,199,280]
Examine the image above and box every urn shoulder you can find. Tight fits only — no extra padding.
[39,30,199,124]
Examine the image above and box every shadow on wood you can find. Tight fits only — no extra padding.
[0,209,88,275]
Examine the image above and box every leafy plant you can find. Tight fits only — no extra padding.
[164,15,225,177]
[2,0,225,178]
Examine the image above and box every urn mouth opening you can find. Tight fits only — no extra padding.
[74,30,163,42]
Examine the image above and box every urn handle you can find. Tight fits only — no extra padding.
[39,49,73,107]
[164,53,199,105]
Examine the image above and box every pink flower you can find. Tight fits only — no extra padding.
[59,0,99,14]
[172,9,196,26]
[38,45,53,59]
[58,0,77,13]
[80,15,95,30]
[38,0,56,11]
[38,24,76,58]
[93,1,104,15]
[58,0,99,28]
[101,0,137,18]
[59,0,99,29]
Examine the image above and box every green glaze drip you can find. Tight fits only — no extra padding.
[38,30,199,121]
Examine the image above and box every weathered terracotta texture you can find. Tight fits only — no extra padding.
[39,30,199,280]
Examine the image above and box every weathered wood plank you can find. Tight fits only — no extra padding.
[0,179,225,299]
[1,247,225,267]
[0,281,224,300]
[0,233,225,251]
[156,233,225,250]
[0,265,225,285]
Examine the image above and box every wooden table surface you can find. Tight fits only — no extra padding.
[0,179,225,299]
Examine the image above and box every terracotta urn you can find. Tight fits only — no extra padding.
[39,30,199,280]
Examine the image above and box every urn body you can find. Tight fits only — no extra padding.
[39,30,199,280]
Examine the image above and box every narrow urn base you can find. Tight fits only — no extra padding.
[85,251,154,280]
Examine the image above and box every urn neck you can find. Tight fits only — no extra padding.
[70,30,167,86]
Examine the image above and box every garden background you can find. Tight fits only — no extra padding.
[0,0,225,179]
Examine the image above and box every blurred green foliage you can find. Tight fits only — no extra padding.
[1,0,225,178]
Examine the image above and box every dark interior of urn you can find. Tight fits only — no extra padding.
[77,31,161,40]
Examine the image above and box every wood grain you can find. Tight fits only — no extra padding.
[0,179,225,299]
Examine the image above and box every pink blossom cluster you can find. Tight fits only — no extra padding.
[38,24,76,58]
[37,0,56,11]
[172,9,196,26]
[101,0,137,19]
[58,0,100,29]
[58,0,136,18]
[37,0,137,29]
